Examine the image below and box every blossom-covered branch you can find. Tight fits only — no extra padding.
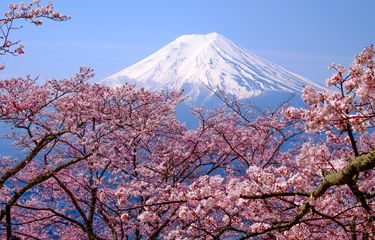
[0,0,70,70]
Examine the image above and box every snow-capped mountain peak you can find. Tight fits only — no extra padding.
[99,32,325,99]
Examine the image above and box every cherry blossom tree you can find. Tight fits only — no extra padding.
[112,46,374,239]
[1,1,374,239]
[0,2,183,239]
[0,69,183,239]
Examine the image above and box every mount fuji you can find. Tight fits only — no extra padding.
[98,32,325,102]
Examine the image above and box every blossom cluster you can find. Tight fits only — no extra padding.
[0,0,70,69]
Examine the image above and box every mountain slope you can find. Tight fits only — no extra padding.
[99,32,325,99]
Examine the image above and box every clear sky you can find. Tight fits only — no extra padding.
[1,0,374,85]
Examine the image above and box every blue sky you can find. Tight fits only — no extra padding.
[1,0,374,85]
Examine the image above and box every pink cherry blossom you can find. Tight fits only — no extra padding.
[0,1,374,239]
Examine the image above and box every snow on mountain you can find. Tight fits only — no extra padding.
[98,32,326,99]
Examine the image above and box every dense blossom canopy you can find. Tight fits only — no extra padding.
[112,46,375,239]
[0,45,372,239]
[0,1,374,239]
